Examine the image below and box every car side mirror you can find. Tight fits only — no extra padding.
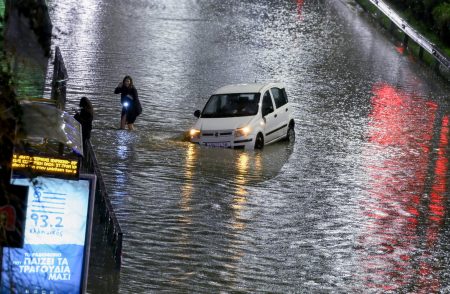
[194,110,201,118]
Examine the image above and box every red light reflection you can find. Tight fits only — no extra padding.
[395,45,405,55]
[359,83,448,292]
[297,0,304,20]
[426,115,448,245]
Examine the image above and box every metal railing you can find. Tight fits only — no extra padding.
[368,0,450,70]
[82,140,123,268]
[49,45,123,268]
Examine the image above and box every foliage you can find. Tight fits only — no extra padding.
[386,0,450,46]
[0,0,50,191]
[0,61,20,193]
[432,2,450,42]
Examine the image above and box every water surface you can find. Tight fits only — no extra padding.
[45,0,450,292]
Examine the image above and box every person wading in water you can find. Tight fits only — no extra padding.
[114,75,142,130]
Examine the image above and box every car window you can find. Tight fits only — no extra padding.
[202,93,260,118]
[262,91,274,116]
[202,95,227,117]
[282,88,288,103]
[271,87,287,108]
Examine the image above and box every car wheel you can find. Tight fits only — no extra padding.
[254,133,264,149]
[286,125,295,142]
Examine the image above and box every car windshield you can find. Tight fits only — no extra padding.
[201,93,261,118]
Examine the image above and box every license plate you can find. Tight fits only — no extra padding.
[204,142,230,148]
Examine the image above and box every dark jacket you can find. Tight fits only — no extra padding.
[114,85,142,123]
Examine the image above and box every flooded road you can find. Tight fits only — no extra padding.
[45,0,450,292]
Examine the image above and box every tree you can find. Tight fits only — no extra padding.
[0,0,51,208]
[432,2,450,45]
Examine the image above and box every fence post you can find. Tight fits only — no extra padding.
[402,33,409,48]
[51,46,68,110]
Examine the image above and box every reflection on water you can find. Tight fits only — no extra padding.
[423,115,449,292]
[296,0,305,20]
[180,143,195,214]
[233,152,251,229]
[44,0,450,292]
[358,83,449,292]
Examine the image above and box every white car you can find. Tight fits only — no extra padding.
[189,82,295,149]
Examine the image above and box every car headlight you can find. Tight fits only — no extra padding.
[190,129,201,139]
[235,126,251,137]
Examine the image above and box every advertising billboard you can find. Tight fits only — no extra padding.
[1,174,96,294]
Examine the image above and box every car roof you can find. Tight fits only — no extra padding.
[213,82,285,94]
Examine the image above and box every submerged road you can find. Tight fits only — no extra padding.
[45,0,450,292]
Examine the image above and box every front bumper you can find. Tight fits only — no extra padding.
[191,131,254,149]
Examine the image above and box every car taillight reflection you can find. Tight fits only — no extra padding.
[359,82,448,292]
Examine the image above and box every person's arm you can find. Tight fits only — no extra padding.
[114,82,123,94]
[75,110,93,125]
[74,112,81,123]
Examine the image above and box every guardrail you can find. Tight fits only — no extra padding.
[367,0,450,71]
[82,140,123,269]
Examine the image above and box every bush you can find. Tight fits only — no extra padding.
[432,2,450,45]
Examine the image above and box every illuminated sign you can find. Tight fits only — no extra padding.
[1,175,96,294]
[12,153,79,179]
[0,184,29,248]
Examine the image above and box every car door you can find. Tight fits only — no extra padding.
[261,90,278,143]
[270,87,289,139]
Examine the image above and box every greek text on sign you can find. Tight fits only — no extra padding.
[12,154,79,177]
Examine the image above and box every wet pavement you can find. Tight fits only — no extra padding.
[45,0,450,292]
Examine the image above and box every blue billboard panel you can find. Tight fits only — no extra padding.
[1,175,96,294]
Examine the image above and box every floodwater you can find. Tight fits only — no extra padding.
[45,0,450,292]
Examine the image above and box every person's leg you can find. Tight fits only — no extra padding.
[120,114,127,129]
[126,110,136,130]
